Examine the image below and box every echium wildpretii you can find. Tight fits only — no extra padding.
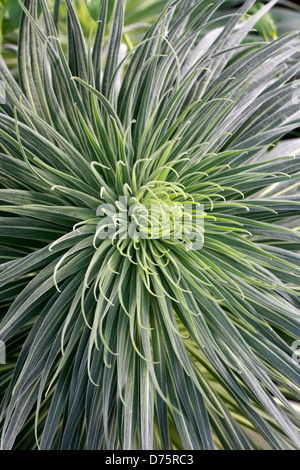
[0,0,300,450]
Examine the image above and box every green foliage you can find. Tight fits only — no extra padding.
[1,0,22,35]
[247,2,277,40]
[85,0,102,20]
[0,0,300,450]
[85,0,114,22]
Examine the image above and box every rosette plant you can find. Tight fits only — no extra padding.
[0,0,300,450]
